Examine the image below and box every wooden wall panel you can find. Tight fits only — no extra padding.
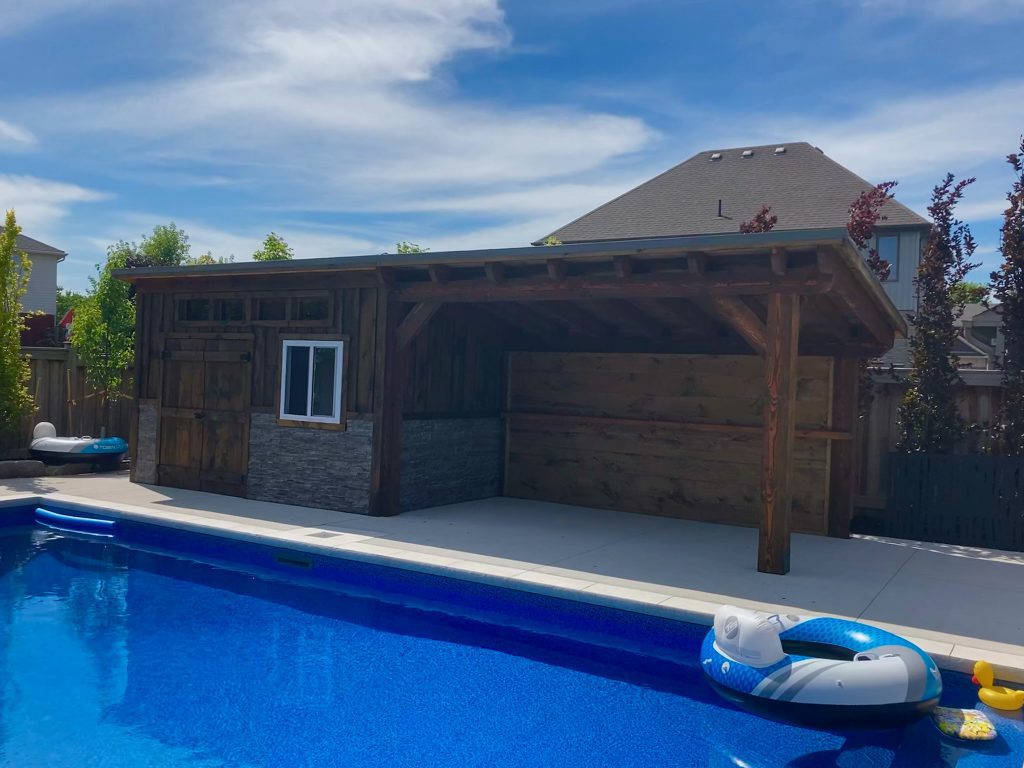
[402,306,507,418]
[505,351,831,532]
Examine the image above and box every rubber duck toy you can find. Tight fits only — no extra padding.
[972,660,1024,711]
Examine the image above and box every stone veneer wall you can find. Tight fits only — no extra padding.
[399,417,503,512]
[134,403,158,484]
[247,412,373,514]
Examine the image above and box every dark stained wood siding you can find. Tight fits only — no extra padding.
[403,306,507,418]
[136,281,383,416]
[505,352,833,533]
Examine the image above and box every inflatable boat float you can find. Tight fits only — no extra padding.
[702,605,942,728]
[29,422,128,466]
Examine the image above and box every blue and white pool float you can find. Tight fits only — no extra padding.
[29,422,127,466]
[701,605,942,728]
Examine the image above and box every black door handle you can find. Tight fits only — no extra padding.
[194,411,206,420]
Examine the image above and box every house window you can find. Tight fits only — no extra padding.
[877,235,899,281]
[177,298,211,322]
[279,340,344,423]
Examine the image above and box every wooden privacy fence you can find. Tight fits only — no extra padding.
[885,453,1024,551]
[855,375,1003,511]
[20,347,133,447]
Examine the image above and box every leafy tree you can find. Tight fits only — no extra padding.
[848,181,898,281]
[184,251,234,265]
[739,205,778,233]
[540,236,562,246]
[898,174,979,453]
[252,232,293,261]
[949,280,989,307]
[991,138,1024,455]
[71,245,136,413]
[395,241,428,254]
[0,210,34,438]
[56,286,87,318]
[139,222,190,266]
[847,181,898,415]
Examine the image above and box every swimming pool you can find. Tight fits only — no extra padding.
[1,505,1022,767]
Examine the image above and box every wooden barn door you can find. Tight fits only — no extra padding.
[158,336,252,497]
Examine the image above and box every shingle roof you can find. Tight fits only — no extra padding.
[0,229,65,256]
[538,142,930,244]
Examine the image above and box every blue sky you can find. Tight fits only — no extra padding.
[2,0,1022,291]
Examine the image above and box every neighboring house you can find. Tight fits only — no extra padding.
[538,142,930,313]
[877,303,1003,373]
[3,230,66,345]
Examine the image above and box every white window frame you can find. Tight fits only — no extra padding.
[279,339,344,424]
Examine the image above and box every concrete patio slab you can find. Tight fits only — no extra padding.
[3,472,1022,681]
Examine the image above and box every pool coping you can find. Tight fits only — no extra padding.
[4,491,1023,685]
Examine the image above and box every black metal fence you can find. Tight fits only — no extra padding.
[885,453,1024,551]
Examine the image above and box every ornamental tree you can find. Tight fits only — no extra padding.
[252,232,293,261]
[739,205,777,233]
[991,138,1024,455]
[0,210,34,439]
[847,181,897,415]
[72,245,136,416]
[898,174,979,453]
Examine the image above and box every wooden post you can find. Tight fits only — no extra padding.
[827,357,859,538]
[759,293,800,575]
[369,292,406,516]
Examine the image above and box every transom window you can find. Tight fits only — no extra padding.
[279,340,344,424]
[877,235,899,282]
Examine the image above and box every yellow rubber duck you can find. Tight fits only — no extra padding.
[972,660,1024,711]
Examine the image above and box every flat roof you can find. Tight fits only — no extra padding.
[115,228,854,281]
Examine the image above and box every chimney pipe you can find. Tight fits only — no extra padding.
[717,199,723,217]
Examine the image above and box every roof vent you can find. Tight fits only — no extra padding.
[741,150,754,158]
[710,152,722,161]
[774,146,786,155]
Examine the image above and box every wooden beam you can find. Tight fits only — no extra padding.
[428,264,451,284]
[504,410,853,441]
[529,301,613,337]
[818,247,893,347]
[770,247,787,276]
[613,255,634,278]
[708,296,767,355]
[396,302,442,349]
[828,357,859,539]
[484,262,506,283]
[546,259,568,281]
[375,267,396,286]
[688,252,707,275]
[759,293,800,575]
[369,294,405,517]
[393,265,832,304]
[589,299,670,339]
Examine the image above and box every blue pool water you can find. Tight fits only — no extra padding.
[1,515,1022,767]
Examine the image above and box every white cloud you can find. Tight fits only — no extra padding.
[854,0,1024,19]
[0,119,36,147]
[0,175,107,235]
[738,81,1024,185]
[24,0,654,202]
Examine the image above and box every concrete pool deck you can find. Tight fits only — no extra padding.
[3,472,1023,682]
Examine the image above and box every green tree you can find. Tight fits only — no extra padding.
[183,251,234,265]
[139,222,190,266]
[992,138,1024,455]
[0,210,34,438]
[71,245,136,416]
[252,232,293,261]
[395,241,428,254]
[949,280,989,306]
[56,286,87,318]
[898,175,979,453]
